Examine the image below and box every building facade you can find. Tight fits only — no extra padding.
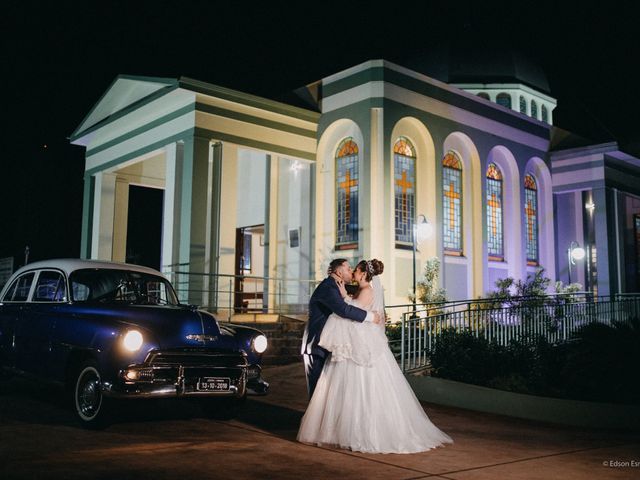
[70,59,640,314]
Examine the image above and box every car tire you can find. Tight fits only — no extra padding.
[72,360,111,429]
[200,395,247,420]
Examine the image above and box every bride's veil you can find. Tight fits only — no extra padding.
[371,275,385,326]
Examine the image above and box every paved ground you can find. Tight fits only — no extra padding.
[1,363,638,479]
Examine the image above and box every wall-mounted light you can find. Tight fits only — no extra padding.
[585,202,595,213]
[290,160,303,174]
[412,214,433,307]
[415,214,433,243]
[567,241,585,284]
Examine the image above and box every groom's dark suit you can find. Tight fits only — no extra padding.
[302,276,369,398]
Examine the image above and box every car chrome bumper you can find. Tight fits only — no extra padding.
[103,364,247,399]
[246,364,269,395]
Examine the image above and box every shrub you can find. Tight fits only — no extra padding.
[427,319,640,404]
[429,329,499,385]
[560,317,640,404]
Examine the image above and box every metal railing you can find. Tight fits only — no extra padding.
[163,268,318,320]
[388,293,640,372]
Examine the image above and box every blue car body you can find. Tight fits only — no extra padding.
[0,259,268,424]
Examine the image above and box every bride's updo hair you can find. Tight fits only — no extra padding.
[356,259,384,282]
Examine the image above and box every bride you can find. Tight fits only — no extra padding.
[297,259,453,454]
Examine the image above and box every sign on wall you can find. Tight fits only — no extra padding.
[0,257,14,289]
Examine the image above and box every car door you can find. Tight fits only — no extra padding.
[0,272,35,369]
[14,270,67,376]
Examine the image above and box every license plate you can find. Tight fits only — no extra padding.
[197,377,230,391]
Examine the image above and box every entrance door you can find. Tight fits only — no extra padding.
[126,185,164,270]
[234,225,265,312]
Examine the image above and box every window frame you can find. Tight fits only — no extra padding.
[31,269,69,303]
[393,137,417,248]
[486,163,504,261]
[524,174,539,265]
[335,138,360,250]
[442,151,464,255]
[1,271,37,303]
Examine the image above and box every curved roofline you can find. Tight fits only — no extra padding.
[9,259,164,279]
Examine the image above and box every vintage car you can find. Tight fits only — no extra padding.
[0,259,269,427]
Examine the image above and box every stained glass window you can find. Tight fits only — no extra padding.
[443,151,463,252]
[336,138,359,246]
[486,163,504,259]
[496,93,512,109]
[519,96,527,114]
[524,174,538,263]
[394,137,416,244]
[541,105,548,123]
[477,92,490,100]
[530,100,538,119]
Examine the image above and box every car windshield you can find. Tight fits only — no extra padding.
[69,269,179,306]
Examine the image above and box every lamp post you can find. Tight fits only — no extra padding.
[412,214,433,307]
[567,241,585,284]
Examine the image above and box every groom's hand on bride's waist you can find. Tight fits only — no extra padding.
[363,312,383,324]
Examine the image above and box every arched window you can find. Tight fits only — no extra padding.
[519,96,527,114]
[486,163,504,260]
[394,137,416,244]
[442,151,463,253]
[524,174,538,264]
[496,93,512,109]
[541,104,549,123]
[335,138,359,247]
[530,100,538,119]
[477,92,490,100]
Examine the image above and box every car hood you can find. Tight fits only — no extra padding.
[72,303,225,349]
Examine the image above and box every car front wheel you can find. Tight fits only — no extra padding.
[73,360,111,429]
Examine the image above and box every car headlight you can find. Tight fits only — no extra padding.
[123,330,144,352]
[252,334,268,353]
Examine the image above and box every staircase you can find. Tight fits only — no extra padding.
[230,314,307,365]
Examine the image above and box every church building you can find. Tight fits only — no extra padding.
[70,54,640,314]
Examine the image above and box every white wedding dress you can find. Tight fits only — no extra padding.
[297,278,453,454]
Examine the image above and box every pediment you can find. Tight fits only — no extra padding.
[71,75,177,140]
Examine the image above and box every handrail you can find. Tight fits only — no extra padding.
[161,269,320,318]
[392,293,640,373]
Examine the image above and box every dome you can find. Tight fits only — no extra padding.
[403,41,550,95]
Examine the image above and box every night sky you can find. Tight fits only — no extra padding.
[2,0,639,268]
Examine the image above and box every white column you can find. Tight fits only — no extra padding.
[112,176,129,263]
[267,155,279,309]
[369,108,385,259]
[91,171,116,260]
[161,142,181,274]
[216,142,238,315]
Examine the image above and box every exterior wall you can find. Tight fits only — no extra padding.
[316,60,553,306]
[551,144,640,296]
[454,83,557,124]
[73,78,319,311]
[72,66,639,315]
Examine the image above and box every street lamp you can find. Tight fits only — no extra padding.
[412,214,433,306]
[567,241,585,284]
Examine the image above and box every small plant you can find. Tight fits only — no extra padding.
[408,257,447,308]
[553,280,583,300]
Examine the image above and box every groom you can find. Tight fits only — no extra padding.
[302,258,381,398]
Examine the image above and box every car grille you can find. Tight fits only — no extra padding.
[146,350,247,368]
